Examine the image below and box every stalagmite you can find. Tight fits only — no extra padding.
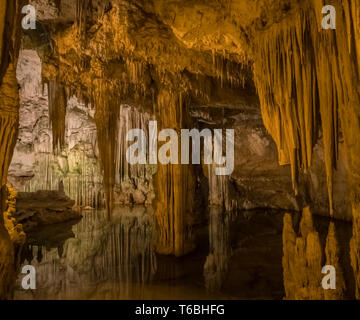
[324,222,345,300]
[204,207,230,291]
[94,83,120,216]
[282,207,324,300]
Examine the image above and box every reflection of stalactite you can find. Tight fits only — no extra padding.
[16,207,156,299]
[23,149,104,209]
[204,207,230,291]
[282,207,324,300]
[0,0,26,299]
[211,51,246,89]
[115,105,151,185]
[154,88,195,257]
[253,0,360,216]
[48,79,67,152]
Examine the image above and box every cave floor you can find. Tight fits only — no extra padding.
[12,207,353,300]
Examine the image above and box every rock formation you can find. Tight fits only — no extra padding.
[14,188,81,232]
[283,207,348,300]
[1,0,360,299]
[0,0,26,299]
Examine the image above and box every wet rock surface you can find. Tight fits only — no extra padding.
[14,189,81,232]
[12,207,356,300]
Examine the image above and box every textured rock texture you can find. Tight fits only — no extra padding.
[282,207,351,299]
[9,49,155,208]
[3,185,26,245]
[193,102,350,217]
[0,0,26,299]
[15,188,81,232]
[6,0,354,259]
[0,0,358,264]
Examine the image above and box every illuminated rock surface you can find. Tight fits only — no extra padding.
[1,0,360,299]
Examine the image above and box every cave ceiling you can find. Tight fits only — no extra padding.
[25,0,299,110]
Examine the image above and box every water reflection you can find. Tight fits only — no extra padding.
[13,205,358,300]
[204,207,230,292]
[15,207,156,299]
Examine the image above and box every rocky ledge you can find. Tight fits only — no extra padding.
[14,187,81,232]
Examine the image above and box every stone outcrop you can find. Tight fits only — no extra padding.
[14,188,81,232]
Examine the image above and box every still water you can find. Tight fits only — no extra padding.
[14,207,354,300]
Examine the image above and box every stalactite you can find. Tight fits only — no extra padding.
[23,151,104,209]
[253,8,321,199]
[115,105,151,185]
[154,88,196,257]
[93,82,120,217]
[253,0,360,216]
[206,162,238,212]
[0,61,21,302]
[212,51,246,89]
[48,79,67,152]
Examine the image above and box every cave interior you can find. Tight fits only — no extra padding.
[0,0,360,300]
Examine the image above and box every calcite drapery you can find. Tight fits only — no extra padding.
[253,0,360,216]
[153,88,196,256]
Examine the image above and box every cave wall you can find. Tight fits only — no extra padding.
[0,0,26,299]
[9,50,155,208]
